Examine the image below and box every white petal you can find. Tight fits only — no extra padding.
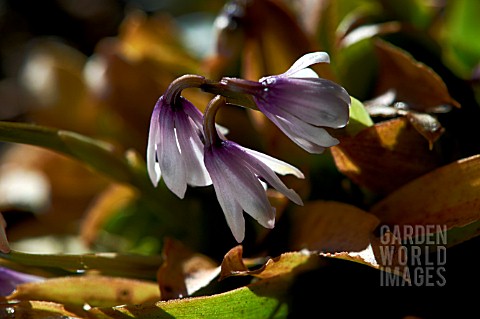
[241,147,305,179]
[216,148,275,230]
[281,52,330,78]
[288,67,319,79]
[146,105,161,186]
[175,113,212,187]
[160,108,187,199]
[204,147,245,242]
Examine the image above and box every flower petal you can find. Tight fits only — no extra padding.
[280,52,330,78]
[175,110,212,186]
[146,100,162,186]
[241,147,305,178]
[276,113,340,147]
[260,77,351,128]
[159,106,187,199]
[234,147,303,206]
[204,147,245,242]
[218,144,275,229]
[288,67,319,78]
[258,104,338,153]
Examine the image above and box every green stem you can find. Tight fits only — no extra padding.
[0,250,162,280]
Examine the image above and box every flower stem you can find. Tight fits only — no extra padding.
[203,95,226,147]
[164,74,206,106]
[201,79,259,110]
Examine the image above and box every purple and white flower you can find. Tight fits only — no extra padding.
[204,133,304,242]
[222,52,351,153]
[147,95,211,199]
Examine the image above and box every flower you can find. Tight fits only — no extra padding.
[204,140,304,242]
[222,52,351,153]
[147,95,211,199]
[203,96,304,242]
[0,267,44,296]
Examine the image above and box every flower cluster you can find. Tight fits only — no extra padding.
[147,52,351,242]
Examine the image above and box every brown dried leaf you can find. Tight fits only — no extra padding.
[0,300,82,319]
[220,246,320,281]
[405,112,445,150]
[371,154,480,242]
[157,238,219,301]
[331,117,442,194]
[287,200,408,279]
[250,252,318,280]
[289,201,380,252]
[219,245,249,280]
[365,90,447,148]
[374,39,460,111]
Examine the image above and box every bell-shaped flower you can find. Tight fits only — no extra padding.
[147,95,211,199]
[202,96,304,242]
[204,139,304,242]
[222,52,351,153]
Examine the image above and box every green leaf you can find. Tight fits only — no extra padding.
[0,121,152,192]
[344,96,374,136]
[91,280,289,319]
[0,250,162,280]
[337,39,378,100]
[8,276,160,308]
[443,0,480,76]
[89,251,321,319]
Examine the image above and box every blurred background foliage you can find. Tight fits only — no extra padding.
[0,0,479,318]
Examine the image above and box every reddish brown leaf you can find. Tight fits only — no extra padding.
[157,238,218,301]
[220,245,320,281]
[405,112,445,150]
[289,201,380,252]
[219,245,249,280]
[371,154,480,243]
[374,39,460,111]
[331,117,442,194]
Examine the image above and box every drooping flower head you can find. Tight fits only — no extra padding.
[203,96,304,242]
[221,52,351,153]
[147,75,211,198]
